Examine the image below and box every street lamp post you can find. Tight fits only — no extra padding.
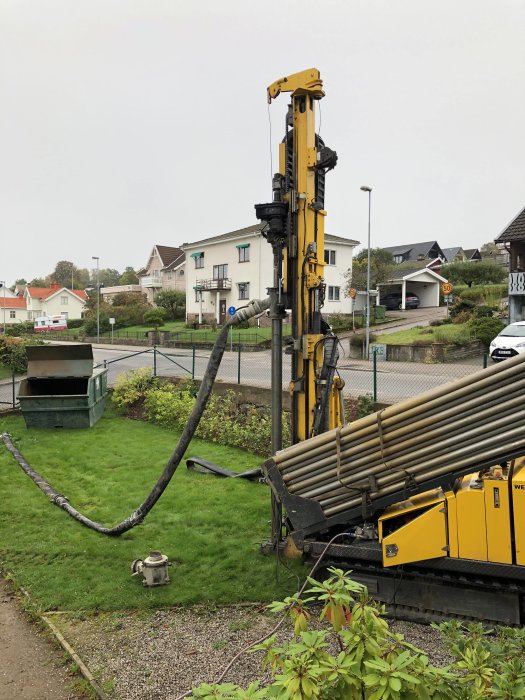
[0,281,5,335]
[360,186,372,359]
[92,256,100,342]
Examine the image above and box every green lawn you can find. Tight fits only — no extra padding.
[0,405,303,611]
[376,323,471,346]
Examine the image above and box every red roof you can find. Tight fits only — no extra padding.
[0,297,27,308]
[26,286,88,301]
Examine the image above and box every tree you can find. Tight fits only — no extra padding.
[441,260,506,287]
[94,268,121,287]
[154,290,186,320]
[111,291,147,306]
[51,260,77,288]
[119,267,139,285]
[480,241,499,258]
[28,277,49,287]
[344,248,394,292]
[143,308,167,329]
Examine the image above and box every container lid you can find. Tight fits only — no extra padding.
[25,344,94,378]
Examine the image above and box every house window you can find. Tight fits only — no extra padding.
[10,310,16,319]
[179,269,184,276]
[213,264,228,280]
[238,282,249,300]
[237,244,250,262]
[393,255,403,264]
[192,252,204,269]
[328,286,340,301]
[194,288,203,303]
[324,249,336,265]
[166,272,172,280]
[61,296,68,305]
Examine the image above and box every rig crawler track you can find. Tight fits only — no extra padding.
[307,540,525,625]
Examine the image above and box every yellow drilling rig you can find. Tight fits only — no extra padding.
[256,68,525,625]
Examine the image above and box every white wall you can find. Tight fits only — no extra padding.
[184,232,355,321]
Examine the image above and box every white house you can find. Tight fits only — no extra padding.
[0,296,29,327]
[138,245,185,304]
[182,224,358,324]
[24,284,88,320]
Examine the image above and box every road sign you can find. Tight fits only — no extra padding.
[441,282,454,295]
[228,306,236,316]
[109,318,116,325]
[348,288,357,299]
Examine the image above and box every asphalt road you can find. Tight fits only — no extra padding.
[91,342,484,405]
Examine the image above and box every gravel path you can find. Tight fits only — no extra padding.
[54,606,453,699]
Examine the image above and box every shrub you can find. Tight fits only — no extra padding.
[327,313,352,333]
[112,367,159,410]
[0,337,44,374]
[468,317,505,348]
[5,321,34,336]
[449,299,476,320]
[113,373,291,457]
[190,568,525,699]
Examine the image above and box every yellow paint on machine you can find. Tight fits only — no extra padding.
[484,478,512,565]
[455,475,488,561]
[513,463,525,566]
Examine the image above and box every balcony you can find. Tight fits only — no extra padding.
[509,272,525,295]
[195,278,232,291]
[140,276,162,288]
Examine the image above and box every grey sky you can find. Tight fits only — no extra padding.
[1,0,524,285]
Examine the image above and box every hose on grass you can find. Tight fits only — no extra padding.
[1,298,270,537]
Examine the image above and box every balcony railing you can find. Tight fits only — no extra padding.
[195,278,232,291]
[140,276,162,287]
[509,272,525,295]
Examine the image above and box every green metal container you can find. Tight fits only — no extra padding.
[18,345,108,428]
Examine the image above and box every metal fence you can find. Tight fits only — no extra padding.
[93,345,489,406]
[0,375,20,410]
[0,344,490,414]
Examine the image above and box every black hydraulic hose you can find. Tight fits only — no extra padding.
[2,298,270,536]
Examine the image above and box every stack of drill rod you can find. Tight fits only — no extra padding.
[270,352,525,527]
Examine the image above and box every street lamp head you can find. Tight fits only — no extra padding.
[92,256,99,262]
[360,186,372,192]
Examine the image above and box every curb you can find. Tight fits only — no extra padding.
[2,572,109,700]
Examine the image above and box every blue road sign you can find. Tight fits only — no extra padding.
[228,306,236,316]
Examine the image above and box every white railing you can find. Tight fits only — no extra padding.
[509,272,525,295]
[140,276,162,287]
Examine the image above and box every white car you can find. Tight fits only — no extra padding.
[489,321,525,362]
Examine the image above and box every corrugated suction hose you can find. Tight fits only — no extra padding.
[1,298,270,536]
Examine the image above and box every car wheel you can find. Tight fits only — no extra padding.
[397,302,403,310]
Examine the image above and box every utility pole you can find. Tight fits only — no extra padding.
[92,256,100,342]
[360,186,372,359]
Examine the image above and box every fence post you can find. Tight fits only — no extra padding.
[483,353,488,369]
[153,346,157,377]
[12,372,16,409]
[373,348,378,403]
[192,345,196,379]
[237,343,241,384]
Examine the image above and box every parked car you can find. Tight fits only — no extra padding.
[489,322,525,362]
[381,292,420,310]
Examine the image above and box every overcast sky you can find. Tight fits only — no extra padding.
[1,0,524,285]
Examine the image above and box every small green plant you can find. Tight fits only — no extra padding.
[467,317,505,348]
[190,570,525,700]
[0,336,44,374]
[111,367,159,409]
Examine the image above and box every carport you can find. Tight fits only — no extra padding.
[379,268,447,309]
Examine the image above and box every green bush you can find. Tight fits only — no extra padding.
[349,332,377,348]
[5,321,34,336]
[0,337,43,374]
[449,299,476,320]
[467,317,505,348]
[327,313,353,333]
[112,372,291,457]
[112,367,160,410]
